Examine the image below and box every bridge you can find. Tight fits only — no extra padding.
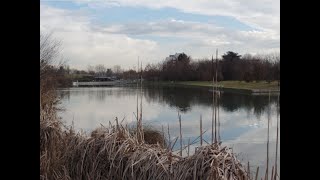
[72,80,134,87]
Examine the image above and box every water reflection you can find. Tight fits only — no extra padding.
[58,86,279,179]
[59,85,278,120]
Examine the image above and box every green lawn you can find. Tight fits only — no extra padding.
[161,81,279,91]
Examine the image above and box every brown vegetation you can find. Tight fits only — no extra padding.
[40,117,252,180]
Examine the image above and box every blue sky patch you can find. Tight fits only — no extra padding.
[42,1,254,31]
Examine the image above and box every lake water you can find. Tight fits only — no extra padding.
[58,85,280,178]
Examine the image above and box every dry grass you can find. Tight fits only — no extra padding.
[143,127,167,148]
[40,118,251,180]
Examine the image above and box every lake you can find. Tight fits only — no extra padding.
[58,85,280,178]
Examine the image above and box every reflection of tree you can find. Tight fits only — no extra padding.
[219,93,278,118]
[143,85,278,117]
[252,96,271,118]
[57,86,279,118]
[143,85,212,113]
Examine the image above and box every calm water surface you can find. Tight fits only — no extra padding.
[58,85,280,177]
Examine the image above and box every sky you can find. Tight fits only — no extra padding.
[40,0,280,70]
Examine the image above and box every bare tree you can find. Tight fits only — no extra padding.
[40,32,63,80]
[87,65,95,75]
[40,31,66,109]
[95,64,106,76]
[113,65,122,75]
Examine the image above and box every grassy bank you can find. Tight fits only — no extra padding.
[148,81,279,92]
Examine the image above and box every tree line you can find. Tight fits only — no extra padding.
[41,31,279,86]
[142,51,280,83]
[66,51,279,84]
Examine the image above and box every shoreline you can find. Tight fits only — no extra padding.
[66,80,280,95]
[144,81,280,95]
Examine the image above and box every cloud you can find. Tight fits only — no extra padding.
[40,1,279,69]
[71,0,279,33]
[99,18,279,58]
[102,19,225,37]
[41,4,159,70]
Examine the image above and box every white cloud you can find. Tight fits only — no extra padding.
[41,4,159,70]
[110,21,278,62]
[40,1,279,69]
[102,19,225,37]
[71,0,279,33]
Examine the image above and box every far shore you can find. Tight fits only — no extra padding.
[145,80,280,94]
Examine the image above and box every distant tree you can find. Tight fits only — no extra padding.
[112,65,122,75]
[252,60,267,82]
[176,53,192,80]
[264,61,273,83]
[144,63,160,81]
[65,65,70,74]
[106,68,113,76]
[122,69,137,80]
[87,65,95,75]
[222,51,241,80]
[272,54,280,86]
[222,51,241,61]
[95,64,106,76]
[196,59,212,81]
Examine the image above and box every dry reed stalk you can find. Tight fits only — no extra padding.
[200,115,203,146]
[140,61,144,141]
[213,49,218,144]
[167,124,171,151]
[214,49,218,142]
[187,138,190,157]
[247,161,250,178]
[171,137,179,151]
[136,59,139,139]
[255,166,259,180]
[218,89,221,143]
[212,54,215,144]
[274,93,279,180]
[178,112,183,156]
[162,125,165,148]
[266,90,271,180]
[214,82,217,144]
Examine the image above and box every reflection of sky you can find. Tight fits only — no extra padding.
[58,86,279,179]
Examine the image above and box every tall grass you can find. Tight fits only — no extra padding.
[41,118,251,179]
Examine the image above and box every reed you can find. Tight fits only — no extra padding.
[41,119,251,180]
[200,114,203,146]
